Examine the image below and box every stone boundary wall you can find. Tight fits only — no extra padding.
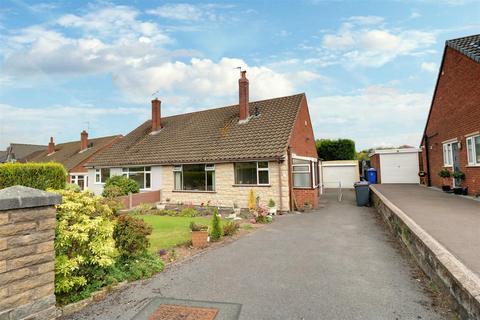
[370,185,480,320]
[0,186,61,320]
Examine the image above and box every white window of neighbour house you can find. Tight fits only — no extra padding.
[442,142,454,167]
[466,135,480,166]
[95,168,110,184]
[122,167,151,190]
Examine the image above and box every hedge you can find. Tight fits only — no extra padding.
[0,162,67,190]
[316,139,356,161]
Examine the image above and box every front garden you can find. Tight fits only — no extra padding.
[0,163,274,309]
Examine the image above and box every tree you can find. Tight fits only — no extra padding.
[316,139,356,161]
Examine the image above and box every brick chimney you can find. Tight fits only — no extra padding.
[151,98,161,131]
[48,137,55,154]
[80,130,88,151]
[239,70,249,121]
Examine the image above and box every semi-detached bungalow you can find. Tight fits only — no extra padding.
[87,71,320,211]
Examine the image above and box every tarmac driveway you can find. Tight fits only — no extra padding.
[66,190,449,320]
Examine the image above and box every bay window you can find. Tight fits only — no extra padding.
[466,135,480,165]
[234,162,269,185]
[122,167,151,189]
[95,168,110,184]
[292,158,311,188]
[173,164,215,191]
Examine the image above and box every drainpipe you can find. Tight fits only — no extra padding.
[277,158,283,212]
[287,146,294,211]
[423,133,437,187]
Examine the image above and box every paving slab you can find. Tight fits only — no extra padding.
[64,190,449,320]
[372,184,480,278]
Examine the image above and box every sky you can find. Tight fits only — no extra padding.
[0,0,479,151]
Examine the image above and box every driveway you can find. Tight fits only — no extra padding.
[373,184,480,278]
[66,190,449,320]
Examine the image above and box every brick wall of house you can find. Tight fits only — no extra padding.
[289,95,320,208]
[289,95,318,159]
[422,46,480,195]
[369,154,381,183]
[161,158,290,211]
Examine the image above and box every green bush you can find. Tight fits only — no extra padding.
[102,185,124,198]
[438,168,451,178]
[0,162,67,190]
[102,175,139,197]
[131,203,153,215]
[315,139,356,160]
[65,183,81,192]
[180,207,198,217]
[210,209,223,241]
[53,190,117,302]
[223,221,239,236]
[114,214,152,259]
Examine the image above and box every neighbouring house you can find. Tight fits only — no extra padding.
[0,143,47,163]
[369,148,421,184]
[86,71,320,211]
[26,131,122,190]
[421,34,480,195]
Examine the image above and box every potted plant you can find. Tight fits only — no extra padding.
[438,169,451,192]
[267,198,277,215]
[190,222,209,248]
[452,171,466,195]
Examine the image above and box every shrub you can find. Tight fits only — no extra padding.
[113,214,152,259]
[65,183,81,192]
[131,203,153,215]
[223,221,239,236]
[438,168,451,178]
[101,198,124,216]
[255,207,270,224]
[316,139,356,160]
[0,162,67,190]
[102,185,124,198]
[53,190,117,301]
[453,171,465,180]
[248,189,256,211]
[268,198,276,208]
[180,207,198,217]
[190,221,208,231]
[210,209,223,241]
[102,175,139,197]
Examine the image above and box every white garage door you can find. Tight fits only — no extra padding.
[322,165,357,189]
[380,153,420,184]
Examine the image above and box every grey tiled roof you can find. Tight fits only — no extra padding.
[446,34,480,63]
[87,93,306,167]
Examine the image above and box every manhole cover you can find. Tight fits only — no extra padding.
[133,297,242,320]
[148,304,218,320]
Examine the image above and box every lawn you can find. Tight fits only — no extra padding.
[138,215,213,252]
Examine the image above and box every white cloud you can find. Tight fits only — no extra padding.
[421,62,437,73]
[309,85,430,149]
[147,4,203,21]
[0,103,146,148]
[316,17,436,67]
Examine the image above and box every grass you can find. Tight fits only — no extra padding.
[138,215,213,252]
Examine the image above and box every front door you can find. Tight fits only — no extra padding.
[452,142,461,187]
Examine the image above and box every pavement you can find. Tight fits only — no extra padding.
[372,184,480,278]
[65,190,448,320]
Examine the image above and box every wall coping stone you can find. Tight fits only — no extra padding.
[0,186,61,211]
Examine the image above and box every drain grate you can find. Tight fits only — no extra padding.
[148,304,218,320]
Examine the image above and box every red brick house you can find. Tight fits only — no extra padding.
[421,34,480,195]
[27,132,122,190]
[87,71,319,211]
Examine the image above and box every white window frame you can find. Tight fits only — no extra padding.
[234,161,270,185]
[466,135,480,166]
[442,142,454,167]
[95,168,110,184]
[122,167,152,190]
[173,164,215,191]
[292,158,312,188]
[70,174,87,190]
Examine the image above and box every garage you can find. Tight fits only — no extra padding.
[369,148,421,184]
[320,160,359,189]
